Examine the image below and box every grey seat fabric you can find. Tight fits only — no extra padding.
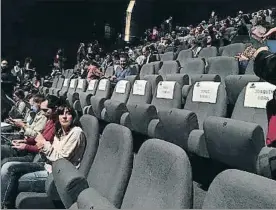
[231,83,273,136]
[139,63,155,78]
[142,74,163,96]
[69,79,88,109]
[198,47,218,58]
[207,56,239,80]
[52,76,65,96]
[221,43,245,57]
[161,52,175,61]
[150,61,163,74]
[54,124,133,209]
[104,66,114,78]
[66,79,79,106]
[58,78,71,97]
[244,59,255,75]
[177,49,193,67]
[184,82,227,129]
[120,139,193,209]
[158,61,180,77]
[76,79,99,114]
[15,115,100,209]
[101,80,132,123]
[202,169,276,209]
[86,79,111,119]
[47,76,59,95]
[203,116,265,173]
[180,58,205,75]
[162,74,189,89]
[225,75,261,115]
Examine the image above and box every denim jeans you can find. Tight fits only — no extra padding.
[1,144,33,161]
[1,161,47,208]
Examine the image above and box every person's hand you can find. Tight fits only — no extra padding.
[14,120,26,128]
[12,143,27,150]
[253,46,269,58]
[35,132,46,144]
[12,139,27,145]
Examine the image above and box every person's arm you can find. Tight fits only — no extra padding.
[41,128,86,162]
[263,27,276,38]
[24,115,47,137]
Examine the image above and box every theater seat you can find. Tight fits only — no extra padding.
[52,124,133,209]
[74,139,193,209]
[202,169,276,209]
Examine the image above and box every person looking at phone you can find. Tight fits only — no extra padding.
[8,89,27,119]
[1,95,60,161]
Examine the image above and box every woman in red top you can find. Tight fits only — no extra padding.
[266,90,276,147]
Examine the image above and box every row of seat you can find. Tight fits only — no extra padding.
[15,115,276,209]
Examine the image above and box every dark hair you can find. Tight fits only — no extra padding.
[14,89,25,100]
[55,102,79,138]
[33,94,45,104]
[46,95,61,109]
[35,74,41,81]
[119,53,129,60]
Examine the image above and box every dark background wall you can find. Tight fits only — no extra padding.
[2,0,275,75]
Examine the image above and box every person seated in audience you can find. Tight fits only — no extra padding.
[1,95,60,161]
[1,102,86,209]
[8,89,27,119]
[86,61,104,81]
[142,46,157,65]
[234,45,257,72]
[266,90,276,147]
[32,74,41,89]
[7,94,47,138]
[110,53,132,83]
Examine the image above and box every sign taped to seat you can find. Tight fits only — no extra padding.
[77,79,84,89]
[244,82,276,109]
[63,79,69,87]
[192,81,220,103]
[133,80,147,96]
[98,79,108,91]
[115,80,129,94]
[70,79,76,88]
[88,80,97,91]
[156,81,176,99]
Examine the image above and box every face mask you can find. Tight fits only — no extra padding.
[31,105,39,113]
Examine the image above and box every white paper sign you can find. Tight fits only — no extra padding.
[77,79,84,89]
[133,80,147,96]
[244,82,276,109]
[1,122,11,128]
[156,81,176,99]
[115,80,129,94]
[98,79,108,91]
[63,79,69,87]
[192,82,220,103]
[88,80,97,91]
[70,79,76,88]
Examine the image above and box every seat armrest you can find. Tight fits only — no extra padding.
[182,85,192,104]
[76,187,116,209]
[188,130,209,158]
[125,75,138,86]
[90,96,107,119]
[52,158,89,209]
[257,147,276,179]
[147,119,162,138]
[120,112,133,130]
[127,103,158,135]
[16,192,55,209]
[102,100,128,123]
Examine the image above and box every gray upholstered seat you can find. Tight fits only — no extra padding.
[198,47,218,59]
[46,76,59,95]
[207,56,239,81]
[57,77,71,97]
[221,43,245,57]
[120,139,193,209]
[158,60,180,77]
[66,79,79,106]
[101,80,132,123]
[85,79,112,119]
[177,49,193,67]
[180,58,205,75]
[244,59,255,75]
[202,169,276,209]
[51,76,65,96]
[139,63,155,78]
[15,115,100,209]
[52,124,133,209]
[161,52,175,61]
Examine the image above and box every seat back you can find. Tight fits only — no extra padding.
[150,61,163,74]
[56,77,65,90]
[140,63,155,78]
[202,169,276,209]
[86,79,99,95]
[76,79,88,93]
[121,139,192,209]
[177,49,193,67]
[60,78,70,92]
[52,76,59,88]
[110,80,131,103]
[198,46,218,58]
[161,52,175,61]
[231,82,276,136]
[207,56,239,79]
[221,43,245,57]
[184,81,227,129]
[78,115,100,176]
[94,79,111,99]
[105,66,114,78]
[244,59,255,75]
[127,80,152,105]
[180,58,205,75]
[152,81,182,110]
[68,78,78,94]
[158,61,180,76]
[87,124,133,208]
